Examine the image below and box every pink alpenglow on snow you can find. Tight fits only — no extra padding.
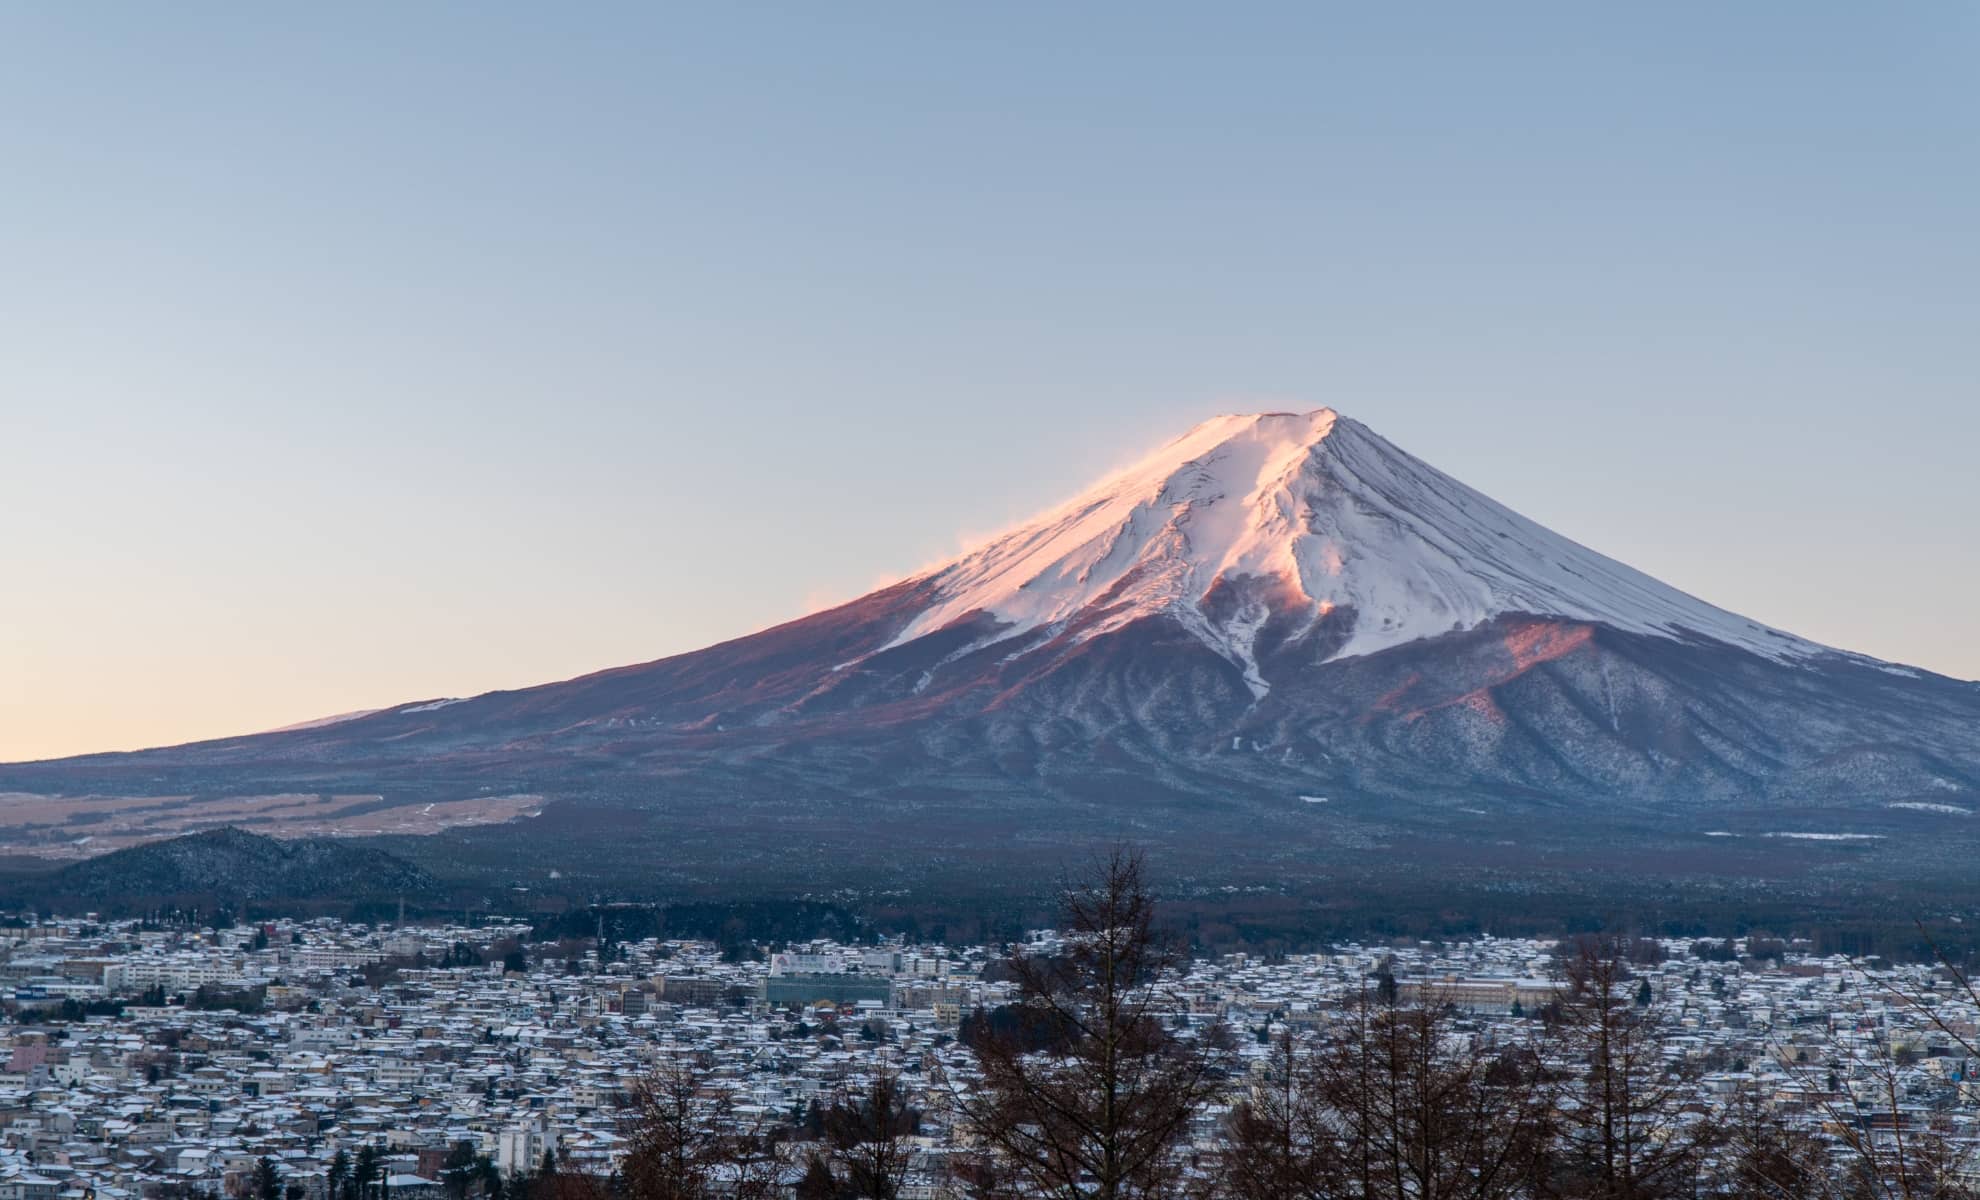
[879,409,1836,696]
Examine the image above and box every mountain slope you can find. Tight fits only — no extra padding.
[4,409,1976,889]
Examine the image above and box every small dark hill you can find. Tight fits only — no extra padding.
[36,827,437,909]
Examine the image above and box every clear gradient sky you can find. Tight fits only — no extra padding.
[3,4,1975,762]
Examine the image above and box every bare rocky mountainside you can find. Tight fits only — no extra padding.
[6,410,1978,900]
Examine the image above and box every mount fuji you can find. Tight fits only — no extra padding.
[875,409,1839,683]
[7,409,1978,892]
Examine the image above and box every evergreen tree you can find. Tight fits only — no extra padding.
[355,1143,383,1200]
[794,1157,838,1200]
[441,1141,479,1200]
[327,1149,351,1200]
[256,1158,282,1200]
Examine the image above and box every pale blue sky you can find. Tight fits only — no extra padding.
[3,4,1974,759]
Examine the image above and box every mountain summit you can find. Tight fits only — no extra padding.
[885,409,1828,695]
[5,409,1976,892]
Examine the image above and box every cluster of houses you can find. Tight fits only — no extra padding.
[0,914,1974,1197]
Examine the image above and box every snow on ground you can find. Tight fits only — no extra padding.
[1765,832,1885,841]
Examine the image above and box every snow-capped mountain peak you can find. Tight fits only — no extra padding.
[8,404,1973,877]
[884,408,1828,691]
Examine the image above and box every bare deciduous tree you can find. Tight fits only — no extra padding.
[1219,996,1555,1200]
[1334,1000,1555,1200]
[619,1059,779,1200]
[1714,1092,1842,1200]
[963,847,1229,1200]
[1217,1030,1335,1200]
[1552,940,1716,1200]
[1775,958,1979,1200]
